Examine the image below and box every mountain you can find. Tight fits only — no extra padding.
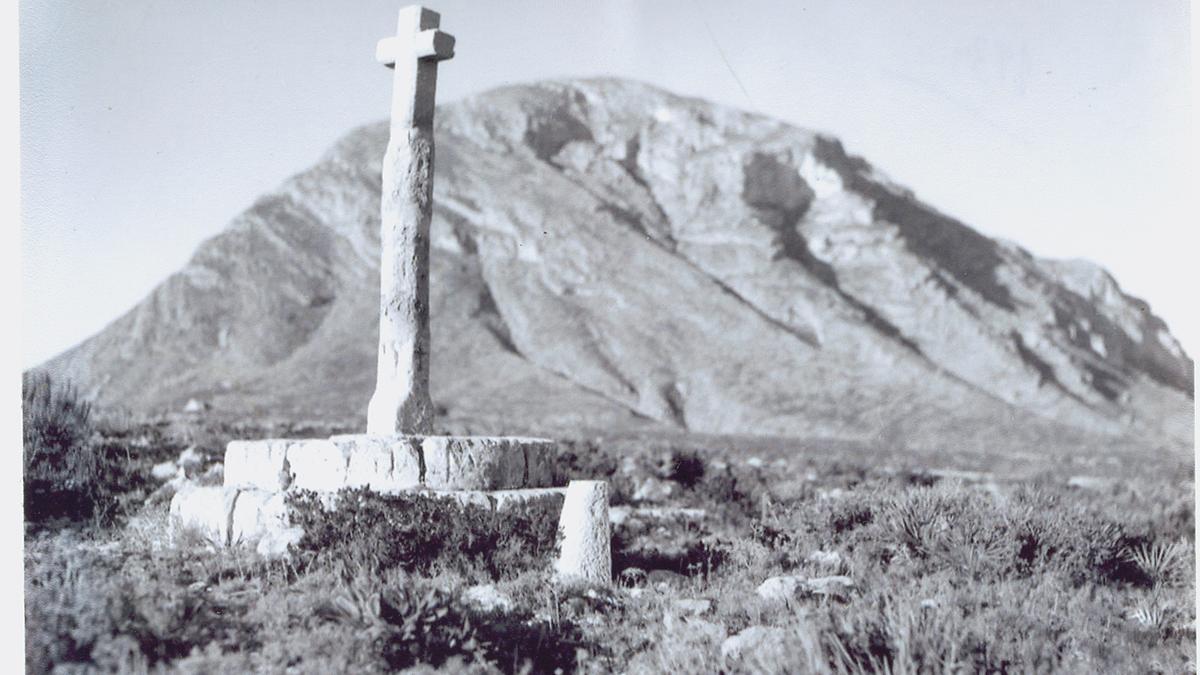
[41,78,1193,454]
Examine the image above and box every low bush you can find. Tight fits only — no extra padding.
[22,373,134,527]
[287,488,561,580]
[310,572,584,673]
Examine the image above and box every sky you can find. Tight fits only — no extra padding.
[20,0,1195,367]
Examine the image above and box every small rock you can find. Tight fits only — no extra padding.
[929,468,991,483]
[673,598,712,616]
[746,457,765,468]
[817,488,848,500]
[632,476,677,503]
[1067,475,1115,491]
[721,625,786,661]
[806,550,842,568]
[178,446,204,475]
[618,567,648,587]
[664,613,726,642]
[919,598,939,610]
[757,574,854,602]
[647,569,689,589]
[183,398,208,414]
[151,461,179,482]
[756,575,805,602]
[146,478,184,506]
[805,575,854,596]
[463,584,514,613]
[255,526,304,560]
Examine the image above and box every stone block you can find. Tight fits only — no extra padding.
[286,439,348,492]
[422,436,528,490]
[336,434,423,493]
[229,489,289,545]
[169,485,239,546]
[554,480,611,585]
[224,439,292,491]
[224,434,555,493]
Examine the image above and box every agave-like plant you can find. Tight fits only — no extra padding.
[1126,540,1187,586]
[1128,596,1178,632]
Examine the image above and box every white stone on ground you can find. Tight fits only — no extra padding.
[721,626,787,661]
[554,480,611,585]
[806,549,842,568]
[756,574,855,602]
[756,575,805,602]
[672,598,713,616]
[806,575,854,596]
[151,461,179,482]
[462,584,514,613]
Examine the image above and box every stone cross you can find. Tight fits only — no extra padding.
[367,5,455,435]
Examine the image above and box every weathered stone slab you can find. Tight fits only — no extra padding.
[224,434,555,493]
[423,436,519,489]
[421,436,553,490]
[338,434,424,493]
[419,487,567,512]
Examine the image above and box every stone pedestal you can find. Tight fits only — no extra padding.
[168,435,612,583]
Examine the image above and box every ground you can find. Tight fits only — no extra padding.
[23,415,1196,674]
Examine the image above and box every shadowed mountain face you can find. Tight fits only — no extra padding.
[42,79,1193,454]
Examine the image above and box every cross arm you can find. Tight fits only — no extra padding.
[376,29,455,67]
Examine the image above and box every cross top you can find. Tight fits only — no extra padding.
[376,6,456,66]
[375,6,455,129]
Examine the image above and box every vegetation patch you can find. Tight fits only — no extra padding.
[287,487,562,580]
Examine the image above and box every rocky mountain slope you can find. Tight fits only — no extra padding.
[42,78,1193,454]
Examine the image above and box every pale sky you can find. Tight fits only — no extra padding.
[20,0,1194,367]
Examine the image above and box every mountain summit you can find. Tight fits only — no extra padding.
[43,79,1193,453]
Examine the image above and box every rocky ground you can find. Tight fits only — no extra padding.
[24,414,1196,674]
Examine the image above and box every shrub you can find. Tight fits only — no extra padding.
[306,570,584,673]
[22,373,123,526]
[287,488,561,579]
[24,533,259,672]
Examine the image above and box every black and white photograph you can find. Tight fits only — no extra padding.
[16,1,1196,672]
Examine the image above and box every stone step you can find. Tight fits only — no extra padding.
[169,480,611,583]
[224,434,557,493]
[170,484,567,550]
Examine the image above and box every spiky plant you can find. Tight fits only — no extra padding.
[1126,540,1188,587]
